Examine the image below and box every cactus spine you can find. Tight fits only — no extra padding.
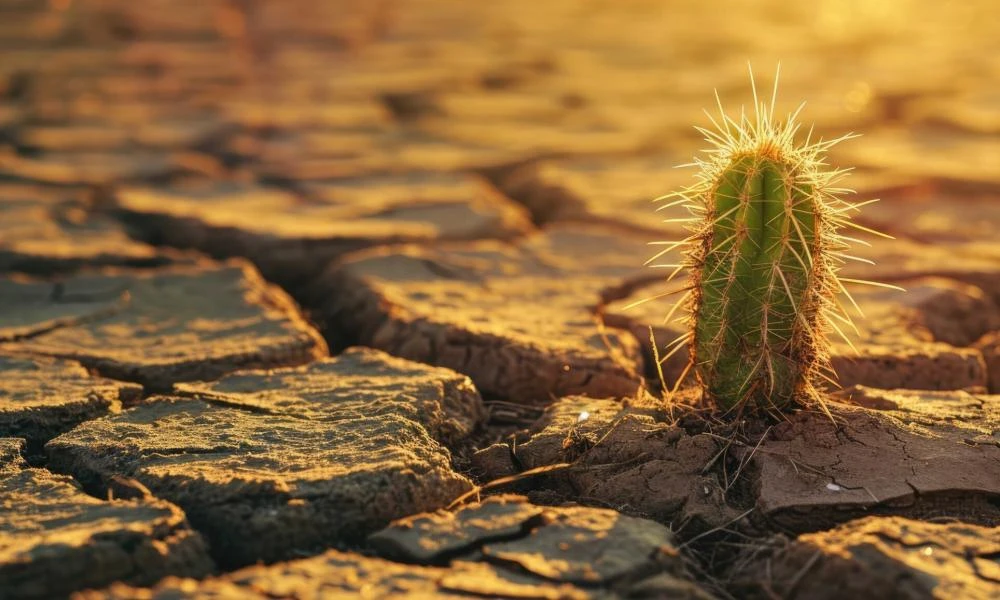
[652,67,888,414]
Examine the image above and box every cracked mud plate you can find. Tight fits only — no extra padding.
[79,497,713,599]
[731,516,1000,600]
[46,348,486,568]
[310,224,659,403]
[0,262,327,391]
[0,354,141,454]
[0,438,213,600]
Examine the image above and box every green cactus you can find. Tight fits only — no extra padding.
[692,150,822,410]
[650,67,893,414]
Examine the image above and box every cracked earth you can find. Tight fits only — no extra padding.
[0,1,998,599]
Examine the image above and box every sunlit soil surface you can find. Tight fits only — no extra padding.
[0,0,998,598]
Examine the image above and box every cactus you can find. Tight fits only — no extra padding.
[650,67,893,414]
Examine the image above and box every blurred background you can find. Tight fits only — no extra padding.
[1,0,997,259]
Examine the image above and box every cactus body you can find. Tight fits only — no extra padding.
[651,69,887,414]
[693,152,820,410]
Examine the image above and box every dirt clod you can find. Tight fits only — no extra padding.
[175,346,486,446]
[974,331,1000,393]
[78,497,714,599]
[309,224,656,403]
[497,155,693,231]
[730,516,1000,600]
[46,349,486,569]
[0,438,27,472]
[477,396,741,533]
[751,388,1000,532]
[0,354,142,454]
[0,184,172,276]
[0,446,214,600]
[0,262,327,391]
[369,495,547,562]
[113,174,533,290]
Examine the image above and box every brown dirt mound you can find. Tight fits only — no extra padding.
[472,395,741,533]
[474,389,1000,540]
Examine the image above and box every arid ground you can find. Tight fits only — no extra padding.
[1,1,998,598]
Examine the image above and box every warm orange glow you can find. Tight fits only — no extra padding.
[0,1,997,599]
